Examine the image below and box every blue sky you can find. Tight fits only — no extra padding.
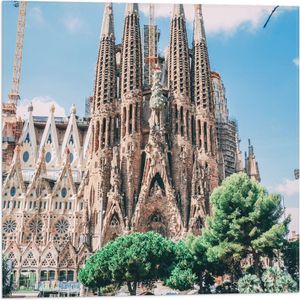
[2,1,299,232]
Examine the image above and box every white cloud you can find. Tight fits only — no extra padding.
[63,16,83,33]
[140,4,289,35]
[293,57,299,67]
[29,7,45,25]
[17,96,66,119]
[275,178,299,196]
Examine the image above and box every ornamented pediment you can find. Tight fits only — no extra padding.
[38,105,60,167]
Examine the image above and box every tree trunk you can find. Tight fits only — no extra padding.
[127,281,137,296]
[198,272,203,293]
[252,250,261,279]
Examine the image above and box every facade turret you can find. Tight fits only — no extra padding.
[168,4,194,229]
[168,4,191,98]
[189,5,218,233]
[119,3,143,223]
[88,3,119,250]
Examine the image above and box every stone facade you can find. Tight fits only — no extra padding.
[2,3,260,289]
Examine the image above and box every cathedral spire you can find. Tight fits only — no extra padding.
[120,3,143,96]
[194,4,206,43]
[101,3,114,37]
[172,4,185,19]
[168,4,191,98]
[125,3,139,16]
[93,2,117,112]
[193,4,213,112]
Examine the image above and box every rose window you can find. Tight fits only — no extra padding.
[3,219,17,233]
[29,219,43,233]
[55,219,69,234]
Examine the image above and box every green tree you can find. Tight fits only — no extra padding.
[164,239,197,291]
[78,232,176,296]
[185,234,216,293]
[238,267,298,293]
[201,173,289,280]
[238,274,262,293]
[165,266,197,291]
[283,240,299,286]
[164,236,218,293]
[262,266,297,293]
[2,257,13,297]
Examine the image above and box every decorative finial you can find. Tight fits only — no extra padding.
[28,102,33,113]
[70,104,76,115]
[50,104,55,113]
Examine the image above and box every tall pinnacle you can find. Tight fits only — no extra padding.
[168,4,191,98]
[172,4,185,19]
[192,4,213,111]
[93,2,117,111]
[101,3,114,38]
[121,3,143,96]
[125,3,139,16]
[194,4,206,43]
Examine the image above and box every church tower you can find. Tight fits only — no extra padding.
[189,5,219,234]
[119,3,143,222]
[87,3,119,250]
[168,4,193,229]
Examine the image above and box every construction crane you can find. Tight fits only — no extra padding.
[263,6,279,28]
[8,1,27,105]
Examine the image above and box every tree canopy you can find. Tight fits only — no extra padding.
[78,231,176,295]
[201,173,290,279]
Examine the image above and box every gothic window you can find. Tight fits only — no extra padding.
[61,187,67,198]
[24,133,30,143]
[69,134,74,145]
[50,260,56,267]
[3,219,17,233]
[23,259,29,267]
[23,151,30,162]
[31,259,37,266]
[45,152,52,163]
[55,219,69,234]
[29,219,43,233]
[196,217,203,229]
[150,213,162,223]
[47,133,52,144]
[26,233,32,242]
[110,214,119,227]
[42,260,48,267]
[36,233,44,244]
[10,186,16,197]
[69,152,74,163]
[46,253,52,259]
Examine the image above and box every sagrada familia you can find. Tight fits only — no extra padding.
[2,3,260,288]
